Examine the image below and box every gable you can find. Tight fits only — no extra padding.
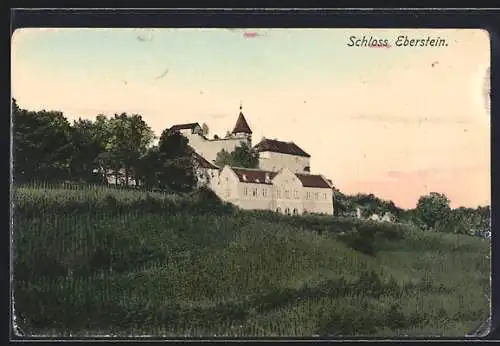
[272,168,302,187]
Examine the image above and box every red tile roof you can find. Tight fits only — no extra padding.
[232,112,252,134]
[253,138,311,158]
[295,173,331,189]
[169,122,200,132]
[231,167,277,185]
[192,151,219,170]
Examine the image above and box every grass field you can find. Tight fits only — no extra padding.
[12,184,491,337]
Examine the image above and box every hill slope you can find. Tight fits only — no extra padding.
[12,185,490,337]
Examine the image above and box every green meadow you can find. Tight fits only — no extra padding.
[12,184,490,337]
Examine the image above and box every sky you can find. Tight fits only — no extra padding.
[11,28,490,209]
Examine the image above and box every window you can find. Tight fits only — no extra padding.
[306,192,311,200]
[285,208,290,215]
[285,190,290,199]
[276,207,282,214]
[252,188,257,197]
[315,192,319,200]
[244,187,248,196]
[323,193,327,200]
[293,208,298,215]
[294,190,298,199]
[263,188,267,197]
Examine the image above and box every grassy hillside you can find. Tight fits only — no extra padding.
[12,185,490,337]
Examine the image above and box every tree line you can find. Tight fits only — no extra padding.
[12,99,200,191]
[333,190,490,236]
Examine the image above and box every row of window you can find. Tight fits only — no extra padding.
[305,191,328,201]
[242,187,328,200]
[243,187,268,197]
[276,207,299,215]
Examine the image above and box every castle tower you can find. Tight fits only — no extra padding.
[231,103,252,146]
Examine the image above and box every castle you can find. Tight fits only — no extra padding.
[170,105,335,216]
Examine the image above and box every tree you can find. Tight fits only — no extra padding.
[441,205,491,235]
[201,123,209,136]
[106,113,154,186]
[70,117,110,183]
[136,146,161,189]
[13,103,74,183]
[415,192,451,230]
[214,142,259,169]
[156,129,197,192]
[214,149,232,168]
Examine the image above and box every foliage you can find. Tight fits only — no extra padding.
[13,101,74,183]
[214,142,259,169]
[201,123,209,136]
[105,113,155,185]
[415,192,451,230]
[11,101,198,191]
[155,129,197,192]
[437,206,491,236]
[333,189,403,220]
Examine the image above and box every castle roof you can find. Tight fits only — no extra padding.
[192,151,219,170]
[253,138,311,158]
[169,122,200,132]
[231,167,277,185]
[295,173,331,189]
[231,111,252,134]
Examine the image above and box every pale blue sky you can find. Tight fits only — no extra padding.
[12,28,490,208]
[13,28,421,88]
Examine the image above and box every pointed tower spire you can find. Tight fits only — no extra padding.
[232,102,252,134]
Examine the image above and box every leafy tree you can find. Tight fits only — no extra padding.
[232,142,259,168]
[415,192,451,230]
[333,191,404,219]
[155,129,197,192]
[70,118,109,183]
[136,146,161,189]
[214,142,259,169]
[13,102,74,183]
[214,149,232,168]
[201,123,209,136]
[440,205,491,235]
[106,113,154,185]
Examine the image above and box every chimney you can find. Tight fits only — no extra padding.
[265,173,271,183]
[242,174,247,181]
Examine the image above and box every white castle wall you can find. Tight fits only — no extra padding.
[185,132,251,164]
[236,182,275,211]
[272,168,304,214]
[302,186,334,215]
[258,151,310,174]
